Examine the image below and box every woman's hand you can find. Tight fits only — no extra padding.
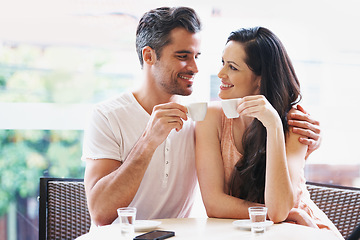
[237,95,281,129]
[286,208,318,228]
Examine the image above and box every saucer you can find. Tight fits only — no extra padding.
[232,219,274,229]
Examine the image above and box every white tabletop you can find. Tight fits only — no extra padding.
[76,218,340,240]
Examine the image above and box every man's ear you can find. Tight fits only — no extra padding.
[142,46,156,65]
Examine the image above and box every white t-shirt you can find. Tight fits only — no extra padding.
[82,92,197,221]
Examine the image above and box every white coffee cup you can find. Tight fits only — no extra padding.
[186,102,208,121]
[221,98,241,118]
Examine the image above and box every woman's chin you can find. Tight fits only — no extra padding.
[219,92,238,100]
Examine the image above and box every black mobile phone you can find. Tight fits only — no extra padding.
[133,230,175,240]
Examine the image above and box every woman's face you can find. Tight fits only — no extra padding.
[218,41,261,99]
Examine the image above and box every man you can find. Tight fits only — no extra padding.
[82,6,321,227]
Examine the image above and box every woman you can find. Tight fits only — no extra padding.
[195,27,342,239]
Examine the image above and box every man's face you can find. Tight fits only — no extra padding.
[153,27,201,96]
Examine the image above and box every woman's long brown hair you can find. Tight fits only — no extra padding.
[228,27,301,203]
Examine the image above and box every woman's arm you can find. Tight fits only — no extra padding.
[265,114,307,222]
[237,96,307,222]
[195,104,260,219]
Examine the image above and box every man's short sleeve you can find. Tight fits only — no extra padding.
[81,106,123,162]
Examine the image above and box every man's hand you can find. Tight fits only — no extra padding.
[288,105,321,159]
[142,102,188,148]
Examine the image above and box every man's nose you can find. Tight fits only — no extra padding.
[187,58,199,73]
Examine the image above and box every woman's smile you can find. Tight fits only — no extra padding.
[220,81,234,90]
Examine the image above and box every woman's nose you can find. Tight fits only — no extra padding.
[217,66,226,78]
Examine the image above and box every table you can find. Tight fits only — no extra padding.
[76,218,340,240]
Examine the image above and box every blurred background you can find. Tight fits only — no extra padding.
[0,0,359,239]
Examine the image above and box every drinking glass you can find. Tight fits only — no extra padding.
[248,206,267,234]
[117,207,137,235]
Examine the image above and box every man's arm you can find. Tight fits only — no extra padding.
[287,105,321,159]
[84,137,157,226]
[84,103,188,226]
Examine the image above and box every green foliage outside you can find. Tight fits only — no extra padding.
[0,44,135,104]
[0,43,136,219]
[0,129,84,216]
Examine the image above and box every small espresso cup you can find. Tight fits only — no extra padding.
[186,102,208,121]
[221,98,241,118]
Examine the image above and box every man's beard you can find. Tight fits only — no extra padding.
[160,74,193,96]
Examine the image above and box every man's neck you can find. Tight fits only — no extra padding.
[132,84,178,115]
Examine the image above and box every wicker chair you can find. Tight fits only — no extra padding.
[347,223,360,240]
[306,181,360,239]
[38,177,91,240]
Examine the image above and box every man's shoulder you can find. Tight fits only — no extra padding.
[94,92,135,113]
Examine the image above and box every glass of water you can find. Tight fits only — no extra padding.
[248,206,267,234]
[117,207,137,235]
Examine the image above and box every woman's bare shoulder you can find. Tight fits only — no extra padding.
[205,101,223,123]
[195,101,223,131]
[286,107,308,152]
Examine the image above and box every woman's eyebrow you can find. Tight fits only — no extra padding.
[227,60,240,67]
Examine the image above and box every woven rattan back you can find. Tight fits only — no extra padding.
[306,182,360,239]
[39,177,91,240]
